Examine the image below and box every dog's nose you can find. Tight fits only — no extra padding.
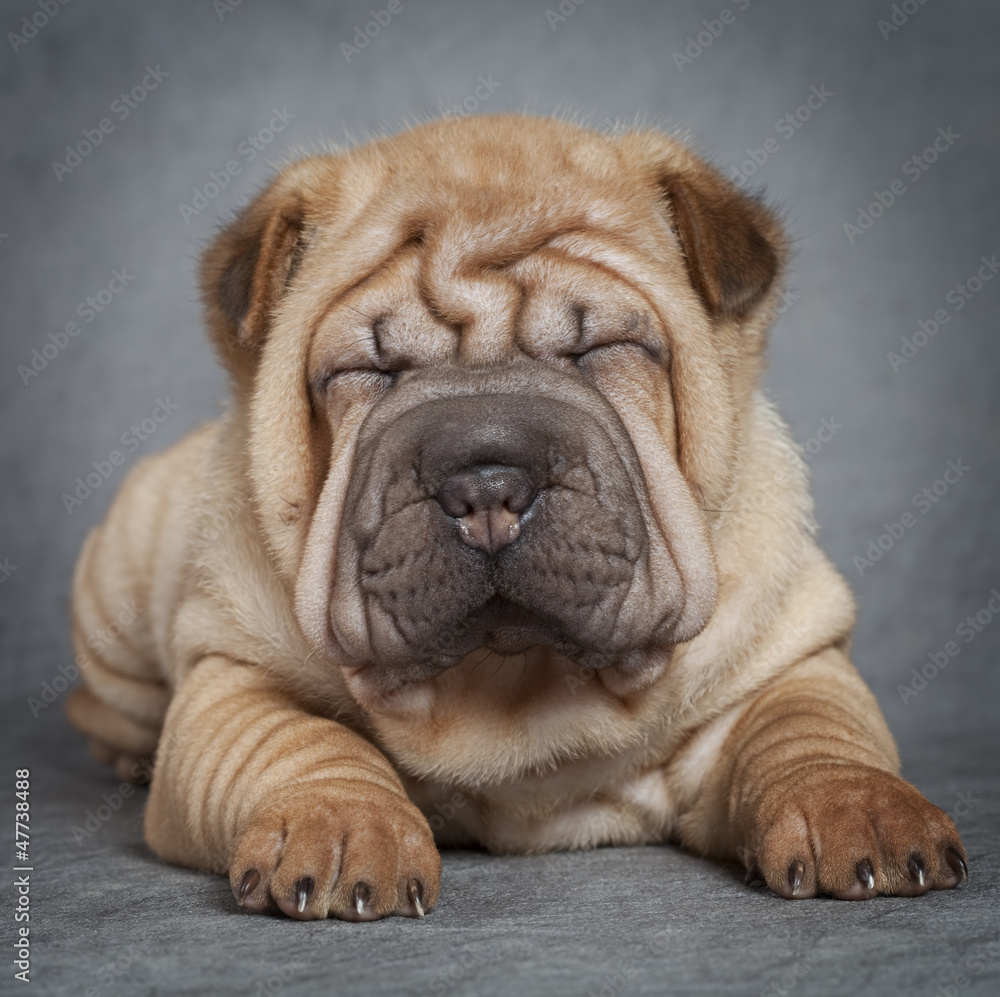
[436,465,537,554]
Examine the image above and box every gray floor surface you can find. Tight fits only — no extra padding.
[6,710,998,997]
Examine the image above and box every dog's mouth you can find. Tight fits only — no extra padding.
[471,597,552,656]
[422,594,603,663]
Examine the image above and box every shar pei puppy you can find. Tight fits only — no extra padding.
[66,114,968,920]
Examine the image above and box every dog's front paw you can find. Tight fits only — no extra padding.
[742,766,968,900]
[229,781,441,921]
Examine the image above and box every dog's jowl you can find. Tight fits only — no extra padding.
[66,114,967,920]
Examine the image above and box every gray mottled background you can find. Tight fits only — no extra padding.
[2,1,998,995]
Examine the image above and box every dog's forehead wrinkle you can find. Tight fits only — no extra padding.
[320,213,669,370]
[414,206,643,341]
[370,313,389,356]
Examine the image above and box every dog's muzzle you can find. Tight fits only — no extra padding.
[328,363,690,690]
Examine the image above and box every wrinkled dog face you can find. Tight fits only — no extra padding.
[204,116,782,702]
[315,237,709,695]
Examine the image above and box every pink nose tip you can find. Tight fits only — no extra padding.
[455,505,522,554]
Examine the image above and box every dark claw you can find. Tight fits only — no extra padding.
[907,853,926,887]
[856,858,875,891]
[236,868,259,906]
[406,878,425,917]
[352,881,371,915]
[945,848,969,883]
[294,876,314,914]
[788,860,805,897]
[744,863,761,886]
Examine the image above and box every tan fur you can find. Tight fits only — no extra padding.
[67,114,966,919]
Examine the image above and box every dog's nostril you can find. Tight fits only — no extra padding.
[441,493,473,519]
[436,475,479,520]
[501,479,535,517]
[435,465,537,554]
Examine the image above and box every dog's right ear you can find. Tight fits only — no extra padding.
[615,130,785,324]
[200,165,315,383]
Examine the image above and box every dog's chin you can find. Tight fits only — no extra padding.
[335,595,677,715]
[340,641,673,719]
[342,593,663,678]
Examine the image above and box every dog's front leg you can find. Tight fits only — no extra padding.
[676,647,968,899]
[144,656,440,920]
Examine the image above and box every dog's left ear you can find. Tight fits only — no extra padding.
[618,132,784,321]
